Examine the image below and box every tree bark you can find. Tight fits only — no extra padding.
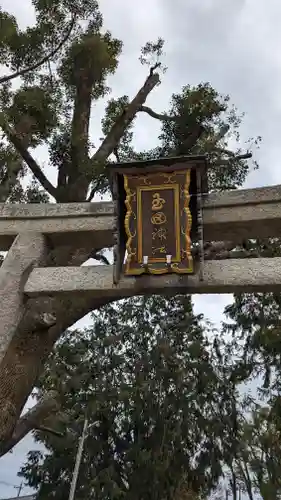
[87,69,160,201]
[68,81,93,195]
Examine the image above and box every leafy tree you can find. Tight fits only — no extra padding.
[240,406,281,499]
[20,295,238,499]
[218,290,281,499]
[0,0,258,456]
[0,4,76,203]
[222,403,281,500]
[223,291,281,395]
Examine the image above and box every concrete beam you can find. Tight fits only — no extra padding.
[203,183,281,241]
[0,201,114,251]
[24,257,281,297]
[1,184,281,250]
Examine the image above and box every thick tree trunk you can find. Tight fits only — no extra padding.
[0,239,114,450]
[0,391,60,456]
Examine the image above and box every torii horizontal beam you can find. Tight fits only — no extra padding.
[0,183,281,250]
[24,257,281,297]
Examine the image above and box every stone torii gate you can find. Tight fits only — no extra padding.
[0,167,281,452]
[0,182,280,296]
[0,182,280,315]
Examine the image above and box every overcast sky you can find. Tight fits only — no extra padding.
[0,0,279,497]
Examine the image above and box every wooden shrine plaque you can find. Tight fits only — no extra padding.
[123,169,193,275]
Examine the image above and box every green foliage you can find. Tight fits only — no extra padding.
[25,179,50,203]
[20,296,235,499]
[159,83,255,190]
[7,86,58,145]
[0,8,18,65]
[139,37,166,72]
[59,31,122,96]
[106,82,258,196]
[0,0,259,203]
[223,292,281,391]
[218,290,281,498]
[0,2,270,497]
[0,0,123,202]
[224,403,281,499]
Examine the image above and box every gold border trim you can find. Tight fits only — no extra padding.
[124,169,194,275]
[179,169,193,272]
[124,175,136,273]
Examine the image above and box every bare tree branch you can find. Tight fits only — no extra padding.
[0,16,76,85]
[0,116,57,198]
[0,391,60,457]
[212,153,252,166]
[214,147,236,157]
[90,250,110,265]
[87,66,161,201]
[35,424,64,437]
[139,105,177,122]
[149,62,161,74]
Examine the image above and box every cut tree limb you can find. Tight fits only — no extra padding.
[0,117,58,199]
[88,67,161,201]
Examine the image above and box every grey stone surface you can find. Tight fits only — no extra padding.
[24,257,281,297]
[203,183,281,206]
[2,497,35,500]
[0,201,114,217]
[0,184,281,250]
[0,233,46,363]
